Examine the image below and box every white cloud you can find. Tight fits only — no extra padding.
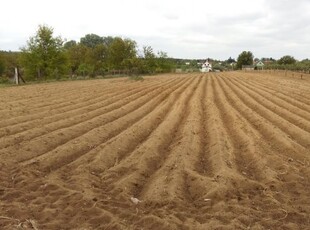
[0,0,309,60]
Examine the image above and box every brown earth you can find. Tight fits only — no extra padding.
[0,72,309,229]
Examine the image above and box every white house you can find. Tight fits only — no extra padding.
[254,60,265,70]
[200,60,212,72]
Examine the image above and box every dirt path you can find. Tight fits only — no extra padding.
[0,73,309,229]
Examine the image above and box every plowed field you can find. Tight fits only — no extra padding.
[0,72,309,229]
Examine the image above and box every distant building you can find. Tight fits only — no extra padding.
[200,60,212,72]
[230,62,237,69]
[254,60,265,70]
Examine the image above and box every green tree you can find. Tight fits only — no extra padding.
[64,40,77,50]
[80,34,104,48]
[77,63,94,77]
[65,43,88,76]
[20,25,68,80]
[143,46,156,73]
[0,51,20,78]
[155,51,174,73]
[108,37,137,70]
[102,36,114,47]
[277,55,296,65]
[226,57,236,64]
[85,44,108,75]
[65,36,113,77]
[236,51,254,69]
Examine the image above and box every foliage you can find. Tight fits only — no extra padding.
[0,51,20,79]
[277,55,296,65]
[212,63,225,71]
[108,37,137,70]
[80,34,104,48]
[236,51,254,69]
[0,77,9,84]
[226,57,236,64]
[64,36,174,77]
[20,25,68,80]
[261,57,276,62]
[65,43,88,76]
[142,46,156,74]
[102,36,114,47]
[12,25,176,80]
[64,40,77,50]
[262,56,310,72]
[155,51,175,73]
[77,63,94,77]
[10,24,310,81]
[0,54,5,76]
[86,44,108,75]
[264,60,310,72]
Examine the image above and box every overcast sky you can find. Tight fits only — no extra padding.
[1,0,310,60]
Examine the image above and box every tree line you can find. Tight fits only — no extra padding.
[1,26,310,82]
[263,56,310,72]
[236,51,310,72]
[0,25,175,81]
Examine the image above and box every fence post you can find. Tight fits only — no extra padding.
[15,67,19,85]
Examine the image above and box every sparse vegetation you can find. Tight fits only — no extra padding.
[128,75,144,81]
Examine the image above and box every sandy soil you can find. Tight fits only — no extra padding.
[0,72,309,229]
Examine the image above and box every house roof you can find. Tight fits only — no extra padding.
[254,60,265,66]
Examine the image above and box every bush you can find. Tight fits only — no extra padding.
[0,77,10,84]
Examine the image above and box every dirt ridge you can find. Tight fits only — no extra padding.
[0,73,309,230]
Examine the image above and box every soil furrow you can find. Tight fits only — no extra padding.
[0,80,120,117]
[213,74,310,228]
[21,76,195,171]
[0,78,180,147]
[93,76,202,202]
[232,75,310,112]
[195,75,214,177]
[134,75,208,204]
[201,75,235,178]
[0,78,176,130]
[221,75,310,149]
[218,75,309,160]
[0,77,189,163]
[235,72,310,102]
[0,72,309,230]
[212,76,266,181]
[0,83,134,122]
[0,78,144,109]
[228,76,310,131]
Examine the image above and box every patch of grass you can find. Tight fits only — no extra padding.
[0,78,13,88]
[0,77,9,83]
[128,75,144,81]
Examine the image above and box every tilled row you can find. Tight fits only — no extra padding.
[0,72,309,230]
